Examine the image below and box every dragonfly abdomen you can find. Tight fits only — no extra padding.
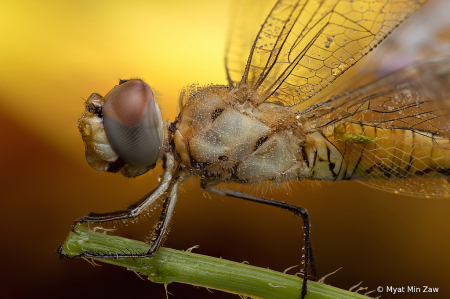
[325,123,450,181]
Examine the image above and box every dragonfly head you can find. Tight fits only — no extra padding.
[78,79,164,177]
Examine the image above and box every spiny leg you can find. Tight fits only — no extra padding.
[147,168,190,253]
[201,181,315,299]
[60,167,190,259]
[73,153,175,228]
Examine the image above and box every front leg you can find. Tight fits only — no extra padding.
[73,153,175,228]
[201,180,316,299]
[59,166,190,260]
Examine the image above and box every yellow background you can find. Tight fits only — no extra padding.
[1,0,450,298]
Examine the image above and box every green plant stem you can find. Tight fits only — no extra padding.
[59,225,370,299]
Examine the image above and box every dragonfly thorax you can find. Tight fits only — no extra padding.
[171,85,318,184]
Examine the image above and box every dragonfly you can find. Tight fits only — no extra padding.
[58,0,450,297]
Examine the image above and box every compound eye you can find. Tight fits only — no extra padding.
[103,79,164,167]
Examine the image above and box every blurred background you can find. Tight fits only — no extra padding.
[1,0,450,298]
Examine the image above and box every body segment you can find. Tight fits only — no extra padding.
[172,85,312,184]
[326,123,450,180]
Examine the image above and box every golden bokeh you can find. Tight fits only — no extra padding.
[1,0,450,298]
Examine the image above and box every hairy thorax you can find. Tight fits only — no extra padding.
[171,85,318,184]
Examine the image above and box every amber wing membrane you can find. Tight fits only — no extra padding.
[225,0,276,86]
[303,58,450,136]
[304,57,450,197]
[357,177,450,198]
[238,0,428,106]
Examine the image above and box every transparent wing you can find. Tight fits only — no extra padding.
[305,57,450,197]
[225,0,276,87]
[240,0,428,106]
[303,57,450,135]
[357,178,450,198]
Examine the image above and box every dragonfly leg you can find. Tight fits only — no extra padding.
[59,166,190,260]
[201,181,316,299]
[147,168,190,254]
[72,153,175,228]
